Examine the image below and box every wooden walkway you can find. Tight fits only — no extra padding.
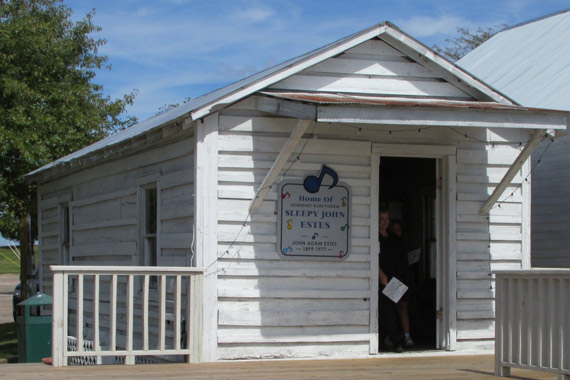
[0,354,560,380]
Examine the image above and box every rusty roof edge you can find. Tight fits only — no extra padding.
[258,91,570,114]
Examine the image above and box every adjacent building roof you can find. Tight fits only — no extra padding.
[458,8,570,111]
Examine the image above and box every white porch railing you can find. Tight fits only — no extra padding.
[495,269,570,380]
[51,266,204,367]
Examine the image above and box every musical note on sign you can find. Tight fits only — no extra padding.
[282,246,293,253]
[312,233,319,240]
[341,197,347,207]
[281,192,291,199]
[303,165,339,194]
[287,219,293,230]
[341,224,350,231]
[339,251,345,258]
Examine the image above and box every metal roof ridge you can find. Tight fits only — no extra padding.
[502,7,570,32]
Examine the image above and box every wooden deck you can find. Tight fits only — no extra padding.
[0,354,560,380]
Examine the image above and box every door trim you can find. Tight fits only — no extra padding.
[370,143,457,353]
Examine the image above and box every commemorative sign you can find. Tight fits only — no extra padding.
[277,165,351,260]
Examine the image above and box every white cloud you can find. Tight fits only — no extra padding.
[394,14,473,37]
[503,0,534,17]
[235,6,275,22]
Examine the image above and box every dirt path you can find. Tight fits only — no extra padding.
[0,274,18,323]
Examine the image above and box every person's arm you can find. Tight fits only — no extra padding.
[379,267,388,286]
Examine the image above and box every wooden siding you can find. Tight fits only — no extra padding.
[531,136,570,268]
[454,129,529,351]
[215,97,531,358]
[217,105,372,360]
[38,128,195,296]
[269,39,474,100]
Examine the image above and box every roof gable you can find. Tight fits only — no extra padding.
[269,38,475,100]
[188,22,517,120]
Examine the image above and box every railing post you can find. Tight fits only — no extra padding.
[159,275,166,352]
[143,274,149,351]
[77,274,84,354]
[189,273,203,363]
[495,276,510,377]
[52,270,65,367]
[125,274,135,365]
[175,275,182,351]
[110,274,117,352]
[93,274,100,363]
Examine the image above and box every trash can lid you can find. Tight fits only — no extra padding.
[18,293,53,306]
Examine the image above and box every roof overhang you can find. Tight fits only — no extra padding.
[255,91,569,132]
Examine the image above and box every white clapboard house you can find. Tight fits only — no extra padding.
[459,8,570,268]
[27,22,569,363]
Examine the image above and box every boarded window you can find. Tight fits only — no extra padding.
[142,186,159,288]
[59,203,70,265]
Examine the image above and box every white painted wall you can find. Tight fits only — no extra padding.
[38,127,195,296]
[213,97,531,358]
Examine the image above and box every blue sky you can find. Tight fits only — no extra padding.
[63,0,569,123]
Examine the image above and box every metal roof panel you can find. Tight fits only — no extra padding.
[459,9,570,111]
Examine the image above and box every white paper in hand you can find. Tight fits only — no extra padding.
[382,277,408,303]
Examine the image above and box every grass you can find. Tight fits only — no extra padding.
[0,248,21,363]
[0,247,20,275]
[0,323,18,362]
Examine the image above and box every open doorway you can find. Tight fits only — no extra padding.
[378,156,437,351]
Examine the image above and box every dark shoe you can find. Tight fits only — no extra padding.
[394,345,403,353]
[404,336,414,348]
[383,336,394,348]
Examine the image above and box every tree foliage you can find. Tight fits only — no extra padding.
[432,24,507,61]
[155,97,192,116]
[0,0,137,240]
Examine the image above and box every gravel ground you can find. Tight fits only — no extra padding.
[0,274,18,324]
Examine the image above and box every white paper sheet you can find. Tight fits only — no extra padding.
[382,277,408,303]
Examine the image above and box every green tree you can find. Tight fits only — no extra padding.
[155,97,192,116]
[0,0,136,297]
[432,24,507,61]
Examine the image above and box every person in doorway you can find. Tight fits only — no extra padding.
[390,219,403,238]
[378,209,407,352]
[390,219,414,348]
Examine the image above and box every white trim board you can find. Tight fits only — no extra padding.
[318,106,568,130]
[371,142,457,351]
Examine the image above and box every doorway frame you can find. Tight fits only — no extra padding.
[370,143,457,353]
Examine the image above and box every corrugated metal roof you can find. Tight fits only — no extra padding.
[258,91,568,113]
[458,8,570,111]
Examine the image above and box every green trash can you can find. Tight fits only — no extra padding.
[17,293,52,363]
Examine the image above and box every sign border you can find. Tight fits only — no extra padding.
[277,181,351,261]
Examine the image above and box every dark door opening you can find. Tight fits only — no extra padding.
[379,156,437,351]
